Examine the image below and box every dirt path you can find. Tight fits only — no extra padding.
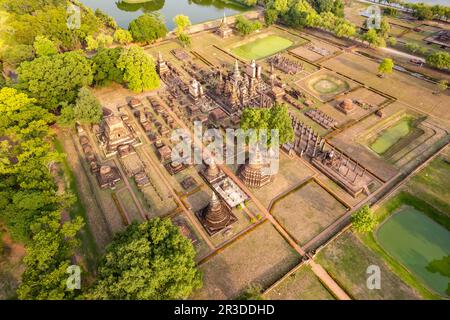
[122,104,216,250]
[154,93,351,300]
[59,132,113,252]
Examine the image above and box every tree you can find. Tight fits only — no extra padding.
[85,35,99,51]
[116,46,160,93]
[271,0,290,14]
[73,87,103,125]
[17,212,84,300]
[33,36,58,57]
[238,284,264,300]
[0,86,85,300]
[128,14,167,44]
[362,29,386,47]
[0,44,34,67]
[405,42,420,53]
[351,205,376,233]
[283,0,318,28]
[113,28,132,45]
[235,15,262,36]
[437,80,448,95]
[173,14,191,36]
[426,51,450,70]
[388,36,397,46]
[58,102,76,128]
[173,15,191,47]
[332,0,345,17]
[17,51,93,109]
[378,58,394,77]
[177,32,191,47]
[92,48,124,86]
[378,17,391,38]
[85,218,202,300]
[97,33,114,49]
[334,19,356,38]
[240,103,294,145]
[264,8,279,25]
[413,5,433,21]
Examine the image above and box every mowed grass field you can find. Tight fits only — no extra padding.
[232,35,293,60]
[271,180,348,245]
[406,147,450,217]
[321,52,450,126]
[265,265,335,300]
[316,231,420,300]
[191,222,300,300]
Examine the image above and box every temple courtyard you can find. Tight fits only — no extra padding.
[60,14,450,300]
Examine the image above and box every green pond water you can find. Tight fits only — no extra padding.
[231,35,293,61]
[370,118,412,155]
[79,0,250,29]
[377,206,450,297]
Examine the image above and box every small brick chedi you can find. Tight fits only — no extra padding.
[199,192,237,236]
[103,115,137,153]
[239,145,273,189]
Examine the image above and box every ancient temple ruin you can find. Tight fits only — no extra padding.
[216,13,233,39]
[212,60,272,114]
[101,115,138,154]
[239,145,273,189]
[283,114,377,197]
[198,192,237,236]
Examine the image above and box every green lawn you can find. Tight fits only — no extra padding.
[377,207,450,297]
[316,231,420,300]
[370,118,412,154]
[231,35,293,61]
[407,150,450,217]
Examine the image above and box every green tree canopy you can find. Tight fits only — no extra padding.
[85,218,202,300]
[0,44,34,67]
[73,87,103,125]
[113,28,133,45]
[240,103,294,145]
[116,46,160,93]
[92,47,124,86]
[33,35,58,57]
[128,14,167,44]
[173,14,191,36]
[362,28,386,47]
[426,51,450,70]
[17,51,93,110]
[235,15,262,36]
[378,58,394,76]
[351,205,377,233]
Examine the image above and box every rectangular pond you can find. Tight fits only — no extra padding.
[370,117,412,155]
[231,35,293,61]
[376,206,450,297]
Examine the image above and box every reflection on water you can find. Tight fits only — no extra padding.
[80,0,250,29]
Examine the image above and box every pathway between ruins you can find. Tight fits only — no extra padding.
[155,92,352,300]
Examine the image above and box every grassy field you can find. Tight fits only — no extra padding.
[191,222,300,299]
[321,52,450,125]
[271,180,348,245]
[265,265,335,300]
[54,137,101,272]
[370,117,413,155]
[316,231,421,300]
[377,207,450,297]
[232,35,293,60]
[406,147,450,217]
